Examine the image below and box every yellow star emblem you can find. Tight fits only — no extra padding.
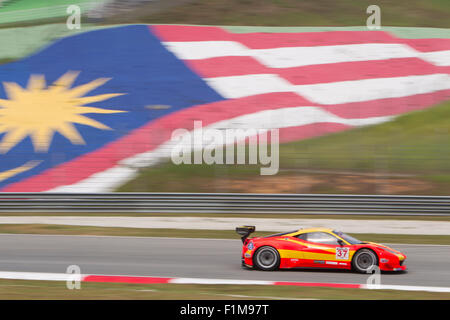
[0,71,126,153]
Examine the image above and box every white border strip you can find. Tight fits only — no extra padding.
[0,271,450,293]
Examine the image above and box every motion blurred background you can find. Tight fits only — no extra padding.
[1,0,449,195]
[0,0,449,300]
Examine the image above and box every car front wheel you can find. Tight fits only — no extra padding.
[352,249,378,273]
[253,246,280,271]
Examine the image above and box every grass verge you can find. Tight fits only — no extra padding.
[0,279,448,299]
[0,224,449,245]
[106,0,450,28]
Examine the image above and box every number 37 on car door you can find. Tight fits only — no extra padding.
[336,247,350,260]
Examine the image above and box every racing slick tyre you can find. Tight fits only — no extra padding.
[253,246,280,271]
[352,249,378,273]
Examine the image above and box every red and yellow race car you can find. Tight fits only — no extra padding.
[236,226,406,273]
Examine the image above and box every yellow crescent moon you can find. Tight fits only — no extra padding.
[0,160,41,183]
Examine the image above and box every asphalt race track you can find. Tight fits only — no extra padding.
[0,234,449,287]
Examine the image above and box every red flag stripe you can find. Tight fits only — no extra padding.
[400,38,450,52]
[151,25,234,42]
[153,25,450,54]
[277,57,443,85]
[189,56,443,85]
[231,30,400,49]
[186,56,271,78]
[152,25,400,48]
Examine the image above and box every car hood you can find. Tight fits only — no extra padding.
[362,241,406,258]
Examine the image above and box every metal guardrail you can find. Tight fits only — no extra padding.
[0,193,449,216]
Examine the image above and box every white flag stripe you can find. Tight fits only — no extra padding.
[251,43,419,68]
[207,106,393,132]
[205,73,450,104]
[162,41,250,60]
[163,41,422,68]
[171,107,391,150]
[294,74,450,105]
[206,74,293,98]
[420,50,450,66]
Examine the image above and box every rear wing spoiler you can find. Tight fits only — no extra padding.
[235,225,255,243]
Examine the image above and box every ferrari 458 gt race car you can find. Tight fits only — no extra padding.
[236,226,407,273]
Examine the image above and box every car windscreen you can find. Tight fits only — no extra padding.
[333,230,363,244]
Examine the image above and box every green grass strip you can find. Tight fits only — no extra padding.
[0,23,109,62]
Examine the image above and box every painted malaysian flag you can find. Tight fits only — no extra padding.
[0,25,449,192]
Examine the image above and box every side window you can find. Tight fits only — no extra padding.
[303,232,340,245]
[296,233,307,240]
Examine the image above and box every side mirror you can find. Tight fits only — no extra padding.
[338,239,345,246]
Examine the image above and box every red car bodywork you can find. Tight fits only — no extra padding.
[240,228,407,272]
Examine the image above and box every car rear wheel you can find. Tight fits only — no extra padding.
[352,249,378,273]
[253,246,280,271]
